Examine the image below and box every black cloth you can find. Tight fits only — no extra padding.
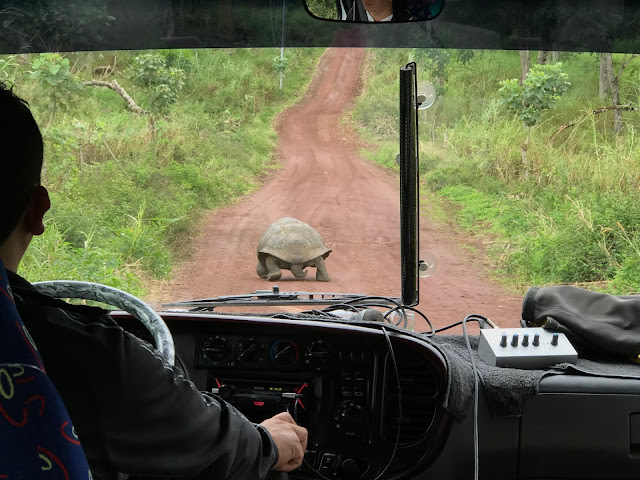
[7,270,278,480]
[522,285,640,359]
[343,0,412,21]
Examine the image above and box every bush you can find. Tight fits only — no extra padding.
[129,54,186,114]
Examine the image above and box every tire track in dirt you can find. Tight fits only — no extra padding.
[149,48,524,333]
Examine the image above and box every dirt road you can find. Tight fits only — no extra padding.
[151,48,523,333]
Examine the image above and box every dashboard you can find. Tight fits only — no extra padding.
[117,311,452,479]
[114,312,640,480]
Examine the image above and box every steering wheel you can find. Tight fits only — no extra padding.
[33,281,175,366]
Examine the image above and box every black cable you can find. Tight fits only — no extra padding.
[399,305,434,334]
[462,314,487,480]
[383,305,434,334]
[431,320,464,333]
[299,326,402,480]
[372,326,402,480]
[318,295,435,334]
[383,307,408,328]
[322,302,362,314]
[430,316,489,335]
[310,309,343,318]
[341,295,405,309]
[174,354,191,381]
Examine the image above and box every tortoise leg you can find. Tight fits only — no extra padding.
[290,264,308,279]
[314,256,330,282]
[265,255,282,281]
[257,258,268,279]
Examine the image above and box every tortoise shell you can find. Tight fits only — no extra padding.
[257,217,331,264]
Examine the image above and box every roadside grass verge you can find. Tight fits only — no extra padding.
[352,49,640,294]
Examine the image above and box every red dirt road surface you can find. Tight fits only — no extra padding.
[150,48,523,333]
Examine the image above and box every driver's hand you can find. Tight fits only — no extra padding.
[261,412,308,471]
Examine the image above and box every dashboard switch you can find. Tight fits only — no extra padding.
[340,458,360,479]
[302,451,318,472]
[319,453,337,475]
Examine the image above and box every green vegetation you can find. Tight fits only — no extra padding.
[305,0,339,19]
[354,49,640,293]
[2,48,324,295]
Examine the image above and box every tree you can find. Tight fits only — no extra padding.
[537,50,550,65]
[412,49,453,97]
[599,53,613,101]
[519,50,530,85]
[28,53,83,126]
[499,62,570,178]
[129,54,186,115]
[0,0,115,52]
[609,54,639,134]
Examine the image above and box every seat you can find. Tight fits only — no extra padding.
[0,258,91,479]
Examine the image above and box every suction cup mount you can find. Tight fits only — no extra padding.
[416,81,436,110]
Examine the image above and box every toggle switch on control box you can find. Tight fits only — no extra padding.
[477,327,578,369]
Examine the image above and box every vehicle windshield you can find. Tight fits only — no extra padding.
[4,44,640,334]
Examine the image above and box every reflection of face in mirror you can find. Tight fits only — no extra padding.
[361,0,393,22]
[307,0,444,23]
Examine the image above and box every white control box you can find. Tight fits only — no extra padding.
[477,327,578,369]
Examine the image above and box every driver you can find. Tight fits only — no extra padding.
[341,0,412,22]
[0,82,308,479]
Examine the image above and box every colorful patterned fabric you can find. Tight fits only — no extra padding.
[0,258,91,479]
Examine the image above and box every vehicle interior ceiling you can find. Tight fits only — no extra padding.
[4,0,640,479]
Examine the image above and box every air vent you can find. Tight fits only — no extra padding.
[382,351,439,446]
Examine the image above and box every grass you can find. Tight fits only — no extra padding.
[352,48,640,293]
[4,48,325,294]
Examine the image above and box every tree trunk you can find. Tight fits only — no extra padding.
[612,77,623,134]
[537,50,550,65]
[551,51,560,63]
[611,54,639,134]
[519,50,530,85]
[162,0,174,37]
[83,80,149,116]
[521,128,531,180]
[521,144,529,180]
[550,104,639,142]
[599,53,613,101]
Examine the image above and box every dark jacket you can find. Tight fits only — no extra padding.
[8,270,278,480]
[343,0,413,22]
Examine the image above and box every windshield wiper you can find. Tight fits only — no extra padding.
[162,286,399,312]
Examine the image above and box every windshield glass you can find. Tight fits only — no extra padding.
[4,47,640,334]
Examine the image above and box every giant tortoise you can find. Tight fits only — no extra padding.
[256,217,331,282]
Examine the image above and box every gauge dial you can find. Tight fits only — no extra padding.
[304,340,331,371]
[201,336,227,362]
[270,339,299,366]
[333,400,364,437]
[235,337,265,364]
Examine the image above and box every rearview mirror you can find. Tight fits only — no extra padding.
[305,0,445,23]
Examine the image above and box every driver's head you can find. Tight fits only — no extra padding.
[0,82,50,270]
[363,0,393,19]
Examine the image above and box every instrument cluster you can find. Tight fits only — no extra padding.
[197,334,348,372]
